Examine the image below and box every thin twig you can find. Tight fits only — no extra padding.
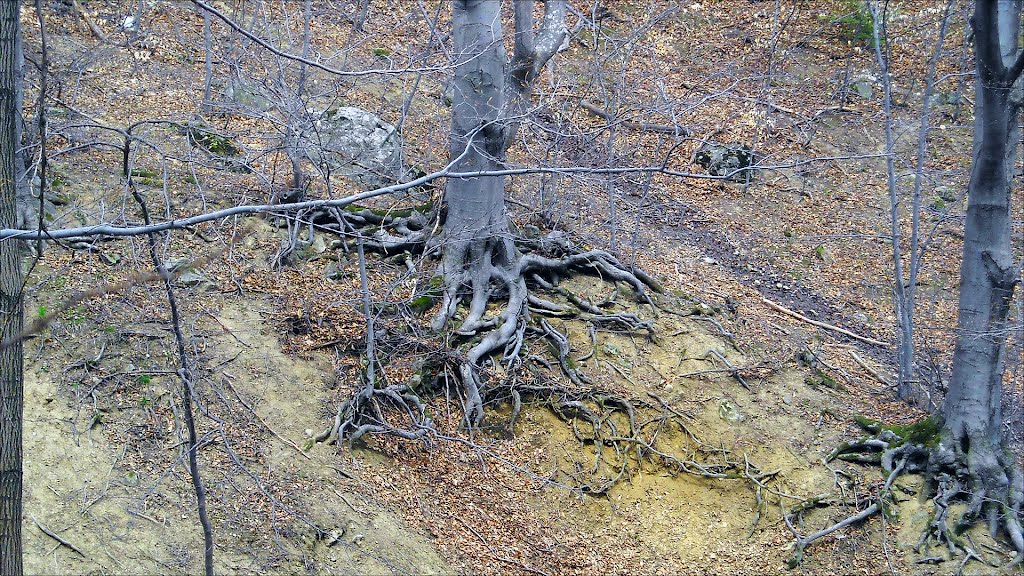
[221,374,311,460]
[130,169,215,576]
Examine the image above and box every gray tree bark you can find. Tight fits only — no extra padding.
[0,0,24,573]
[434,0,566,425]
[937,0,1023,560]
[12,2,33,233]
[870,0,954,406]
[201,7,214,114]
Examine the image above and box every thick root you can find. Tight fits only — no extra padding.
[423,231,660,428]
[820,420,1024,569]
[312,216,759,494]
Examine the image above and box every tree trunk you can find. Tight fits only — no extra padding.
[435,0,517,331]
[281,0,312,199]
[12,2,33,233]
[0,0,24,573]
[945,0,1018,461]
[428,1,571,425]
[201,7,214,114]
[437,0,567,330]
[938,0,1023,552]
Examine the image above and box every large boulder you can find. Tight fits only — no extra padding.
[303,107,404,190]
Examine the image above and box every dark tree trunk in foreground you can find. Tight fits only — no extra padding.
[0,0,24,573]
[933,0,1022,562]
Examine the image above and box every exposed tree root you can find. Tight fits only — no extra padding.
[294,206,792,494]
[785,457,904,569]
[809,417,1024,570]
[427,231,657,428]
[313,382,432,447]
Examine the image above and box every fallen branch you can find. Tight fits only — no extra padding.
[707,349,750,390]
[785,458,905,568]
[580,100,690,135]
[30,514,86,558]
[71,0,129,46]
[761,298,889,347]
[849,350,893,387]
[222,373,311,460]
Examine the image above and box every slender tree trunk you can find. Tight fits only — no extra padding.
[0,0,24,573]
[12,2,32,233]
[201,8,214,114]
[871,0,954,406]
[431,0,567,425]
[352,0,370,32]
[277,0,312,199]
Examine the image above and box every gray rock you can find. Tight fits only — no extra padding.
[718,399,744,423]
[324,262,345,280]
[165,258,192,273]
[695,142,756,182]
[303,107,404,190]
[934,185,958,202]
[848,72,876,100]
[928,92,960,107]
[99,253,121,266]
[178,270,214,290]
[296,235,327,260]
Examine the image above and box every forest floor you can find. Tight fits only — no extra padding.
[15,0,1024,575]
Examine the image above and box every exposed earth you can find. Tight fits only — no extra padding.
[12,1,1024,575]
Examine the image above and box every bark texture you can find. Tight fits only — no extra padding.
[0,0,24,573]
[433,0,568,425]
[933,0,1022,563]
[807,2,1023,566]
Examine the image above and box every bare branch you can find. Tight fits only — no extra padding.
[0,152,891,241]
[191,0,480,79]
[511,0,567,93]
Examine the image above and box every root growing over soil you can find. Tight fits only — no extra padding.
[298,203,781,493]
[811,416,1024,570]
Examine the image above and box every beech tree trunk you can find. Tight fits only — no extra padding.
[0,0,24,573]
[940,0,1023,536]
[437,0,566,328]
[437,0,515,308]
[945,0,1018,454]
[428,0,566,425]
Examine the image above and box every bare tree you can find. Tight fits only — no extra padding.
[833,1,1024,565]
[431,0,657,425]
[936,0,1023,560]
[0,0,24,573]
[870,0,955,405]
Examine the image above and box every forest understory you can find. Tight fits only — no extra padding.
[7,0,1024,575]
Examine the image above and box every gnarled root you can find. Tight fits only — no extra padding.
[314,382,432,447]
[482,364,753,494]
[913,433,1023,568]
[424,230,659,428]
[822,420,1024,569]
